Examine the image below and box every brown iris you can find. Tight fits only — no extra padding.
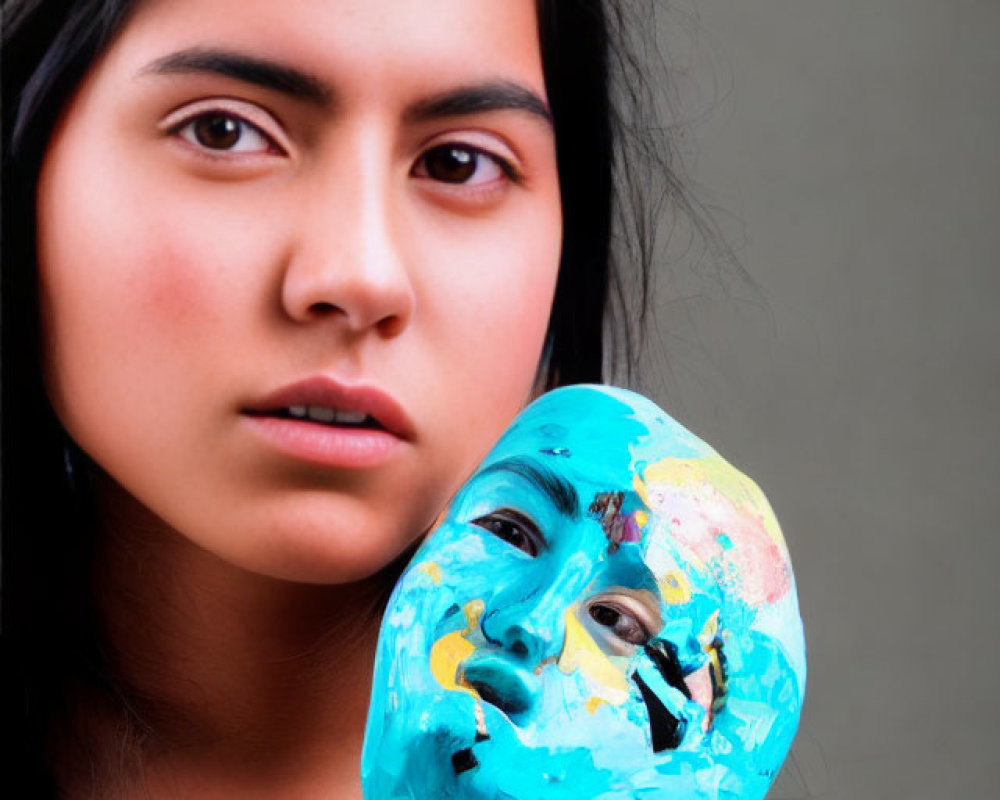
[192,114,242,150]
[588,603,648,645]
[423,145,478,183]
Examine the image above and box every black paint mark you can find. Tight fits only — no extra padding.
[632,671,687,752]
[451,747,479,775]
[540,447,571,457]
[708,636,729,712]
[644,639,692,700]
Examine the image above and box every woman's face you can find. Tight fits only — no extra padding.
[36,0,561,582]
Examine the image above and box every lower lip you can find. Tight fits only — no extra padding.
[242,415,405,469]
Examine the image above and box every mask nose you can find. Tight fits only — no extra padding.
[467,588,569,719]
[480,585,568,666]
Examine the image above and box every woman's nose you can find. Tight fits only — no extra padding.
[280,152,415,337]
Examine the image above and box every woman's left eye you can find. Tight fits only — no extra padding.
[588,602,650,646]
[173,111,279,155]
[412,143,516,186]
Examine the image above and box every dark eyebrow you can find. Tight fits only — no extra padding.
[403,81,553,129]
[143,48,333,106]
[142,51,550,131]
[477,456,579,518]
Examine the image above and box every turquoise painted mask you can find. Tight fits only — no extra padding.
[362,386,806,799]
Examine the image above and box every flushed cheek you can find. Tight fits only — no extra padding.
[413,282,555,494]
[116,205,275,351]
[413,205,561,409]
[39,211,230,433]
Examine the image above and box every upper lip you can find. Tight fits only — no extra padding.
[244,375,416,440]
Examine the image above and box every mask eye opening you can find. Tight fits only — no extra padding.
[470,507,544,556]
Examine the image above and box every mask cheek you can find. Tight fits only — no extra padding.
[555,609,632,706]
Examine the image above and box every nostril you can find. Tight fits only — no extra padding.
[376,314,405,338]
[509,639,529,657]
[466,679,529,715]
[461,656,538,718]
[308,301,339,316]
[502,622,544,661]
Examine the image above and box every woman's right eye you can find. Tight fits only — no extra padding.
[174,111,278,154]
[470,509,542,557]
[161,100,287,158]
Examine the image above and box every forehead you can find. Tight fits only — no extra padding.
[480,386,711,503]
[466,386,744,576]
[108,0,546,99]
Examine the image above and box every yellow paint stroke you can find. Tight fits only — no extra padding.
[428,599,485,695]
[634,509,649,529]
[557,610,629,705]
[585,696,607,714]
[416,561,443,585]
[697,611,728,710]
[429,630,476,693]
[698,610,720,649]
[463,599,485,631]
[638,456,786,549]
[659,568,692,605]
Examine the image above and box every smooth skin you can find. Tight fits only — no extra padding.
[35,0,561,797]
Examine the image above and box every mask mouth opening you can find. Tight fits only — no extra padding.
[465,679,528,716]
[631,670,687,752]
[450,746,479,776]
[460,655,538,718]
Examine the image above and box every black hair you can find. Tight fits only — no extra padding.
[0,0,689,790]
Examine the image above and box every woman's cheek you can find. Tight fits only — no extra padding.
[415,185,562,354]
[410,196,561,475]
[38,149,246,461]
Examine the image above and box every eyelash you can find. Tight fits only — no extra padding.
[586,600,650,647]
[411,143,522,188]
[166,106,522,189]
[471,508,544,556]
[171,111,283,156]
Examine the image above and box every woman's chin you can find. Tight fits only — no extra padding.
[226,518,424,586]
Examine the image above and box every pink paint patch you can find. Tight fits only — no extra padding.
[685,664,715,731]
[623,514,642,543]
[646,482,791,607]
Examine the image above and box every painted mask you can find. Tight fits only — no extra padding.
[362,385,806,799]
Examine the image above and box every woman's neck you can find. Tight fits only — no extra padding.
[62,474,392,799]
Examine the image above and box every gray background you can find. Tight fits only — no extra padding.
[638,1,1000,797]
